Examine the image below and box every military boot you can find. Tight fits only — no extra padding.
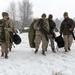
[45,49,47,52]
[42,51,46,56]
[5,53,8,59]
[34,49,38,53]
[68,47,71,51]
[65,49,67,52]
[52,48,56,53]
[1,52,4,57]
[9,48,11,51]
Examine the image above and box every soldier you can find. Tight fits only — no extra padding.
[6,16,14,51]
[60,12,74,52]
[0,12,14,59]
[47,14,56,53]
[34,13,49,56]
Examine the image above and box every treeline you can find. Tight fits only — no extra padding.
[6,0,33,31]
[6,0,75,33]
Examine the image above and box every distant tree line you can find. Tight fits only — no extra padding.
[7,0,33,31]
[6,0,75,33]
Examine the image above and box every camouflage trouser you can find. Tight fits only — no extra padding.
[1,42,9,54]
[9,43,12,49]
[34,35,48,52]
[48,34,55,49]
[63,35,73,50]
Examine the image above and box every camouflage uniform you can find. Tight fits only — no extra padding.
[34,19,49,55]
[60,12,74,52]
[0,12,14,58]
[47,14,56,52]
[6,19,14,51]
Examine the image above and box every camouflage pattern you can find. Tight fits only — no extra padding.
[0,18,14,58]
[63,35,73,51]
[60,17,74,52]
[34,19,49,52]
[47,18,56,51]
[47,19,56,34]
[60,18,74,35]
[7,19,14,51]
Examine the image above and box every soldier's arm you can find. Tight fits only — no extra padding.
[51,21,56,32]
[53,21,56,29]
[34,22,40,30]
[9,19,15,32]
[71,19,75,30]
[6,19,15,32]
[46,21,49,31]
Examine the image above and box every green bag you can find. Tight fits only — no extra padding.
[28,19,39,48]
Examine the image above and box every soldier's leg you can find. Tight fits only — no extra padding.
[42,36,48,55]
[68,35,73,50]
[63,35,68,52]
[9,43,12,51]
[34,35,41,53]
[1,42,5,57]
[45,41,49,51]
[49,35,56,52]
[4,43,9,59]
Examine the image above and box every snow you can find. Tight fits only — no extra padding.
[24,27,29,30]
[0,33,75,75]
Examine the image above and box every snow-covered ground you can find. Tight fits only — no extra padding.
[0,33,75,75]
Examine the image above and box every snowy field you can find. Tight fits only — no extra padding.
[0,33,75,75]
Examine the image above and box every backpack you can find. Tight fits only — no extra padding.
[55,36,64,48]
[13,33,21,45]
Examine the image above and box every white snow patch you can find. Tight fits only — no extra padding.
[0,33,75,75]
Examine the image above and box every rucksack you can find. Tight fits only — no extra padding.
[55,36,64,48]
[13,33,21,45]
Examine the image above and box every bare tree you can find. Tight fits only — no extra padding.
[6,0,33,30]
[7,1,16,21]
[18,0,33,29]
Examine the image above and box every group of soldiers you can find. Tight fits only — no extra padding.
[0,11,74,59]
[0,12,14,59]
[33,12,75,56]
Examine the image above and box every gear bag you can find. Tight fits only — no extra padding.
[28,19,38,48]
[13,33,21,45]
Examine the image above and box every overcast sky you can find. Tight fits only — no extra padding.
[0,0,75,19]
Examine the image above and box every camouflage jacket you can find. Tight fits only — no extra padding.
[60,18,75,35]
[47,19,56,34]
[0,18,14,42]
[34,19,49,36]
